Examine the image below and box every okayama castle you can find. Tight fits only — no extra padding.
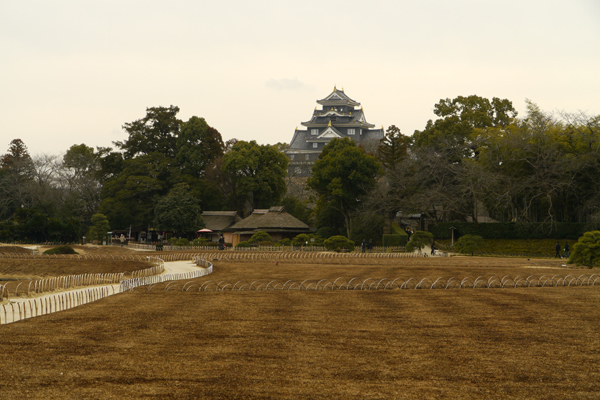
[284,87,384,177]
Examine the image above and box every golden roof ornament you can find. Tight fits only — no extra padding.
[328,121,332,127]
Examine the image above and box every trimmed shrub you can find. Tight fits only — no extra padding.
[236,241,251,248]
[175,238,190,246]
[192,238,209,246]
[383,233,408,247]
[249,231,273,243]
[324,235,355,252]
[258,241,275,246]
[43,245,78,255]
[292,234,310,246]
[279,238,291,246]
[454,234,484,256]
[569,231,600,267]
[406,231,433,252]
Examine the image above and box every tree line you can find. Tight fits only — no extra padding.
[1,96,599,244]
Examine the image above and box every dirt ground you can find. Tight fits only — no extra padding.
[0,255,599,399]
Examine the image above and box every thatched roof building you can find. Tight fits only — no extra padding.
[227,206,311,245]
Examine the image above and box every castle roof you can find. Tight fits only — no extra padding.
[317,87,360,107]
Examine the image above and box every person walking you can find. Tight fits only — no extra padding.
[564,242,570,258]
[218,235,225,250]
[555,242,561,258]
[119,234,126,247]
[368,239,373,253]
[361,239,366,253]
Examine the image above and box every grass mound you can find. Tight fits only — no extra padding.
[0,246,32,254]
[43,245,78,255]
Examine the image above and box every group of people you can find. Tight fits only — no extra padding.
[555,241,570,259]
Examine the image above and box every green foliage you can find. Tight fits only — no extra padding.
[99,152,173,228]
[308,138,382,237]
[429,222,589,240]
[153,183,203,234]
[43,245,78,255]
[280,196,312,225]
[279,238,291,246]
[249,231,273,243]
[236,241,251,248]
[2,208,80,243]
[377,125,409,170]
[323,235,355,252]
[222,141,289,212]
[292,233,310,246]
[314,199,345,237]
[168,238,178,245]
[176,116,224,178]
[407,231,433,251]
[192,238,209,246]
[90,213,110,243]
[258,241,275,246]
[454,234,484,256]
[391,222,405,235]
[569,231,600,267]
[316,227,338,239]
[413,95,517,149]
[349,213,385,245]
[115,105,182,159]
[175,238,190,246]
[383,234,408,247]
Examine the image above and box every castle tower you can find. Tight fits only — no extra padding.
[284,87,384,177]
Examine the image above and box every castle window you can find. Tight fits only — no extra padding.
[348,128,355,135]
[311,129,318,135]
[313,143,318,148]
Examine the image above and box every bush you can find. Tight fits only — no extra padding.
[324,235,355,252]
[258,241,275,246]
[279,238,291,246]
[168,238,178,245]
[43,245,78,255]
[175,238,190,246]
[454,234,484,256]
[382,233,408,247]
[406,231,433,252]
[292,234,310,246]
[568,231,600,267]
[310,235,325,246]
[193,238,209,246]
[236,241,251,248]
[249,231,273,243]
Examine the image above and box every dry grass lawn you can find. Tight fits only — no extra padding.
[0,254,599,399]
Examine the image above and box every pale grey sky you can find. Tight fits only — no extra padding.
[1,0,599,156]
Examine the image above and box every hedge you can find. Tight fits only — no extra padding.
[428,222,595,240]
[382,233,408,247]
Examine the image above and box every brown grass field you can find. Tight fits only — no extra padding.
[0,249,599,399]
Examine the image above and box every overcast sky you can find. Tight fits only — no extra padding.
[1,0,599,156]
